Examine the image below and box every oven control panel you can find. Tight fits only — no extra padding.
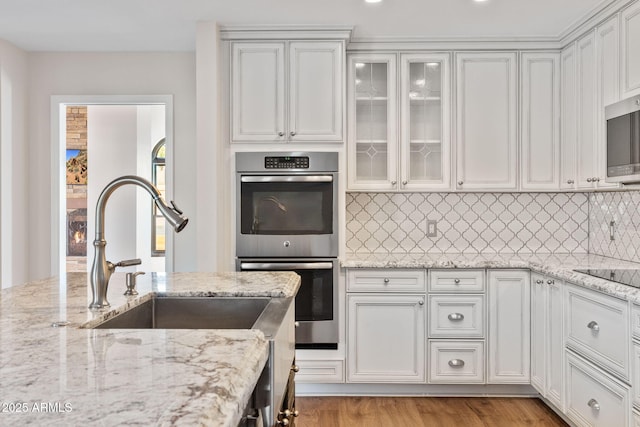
[264,156,309,169]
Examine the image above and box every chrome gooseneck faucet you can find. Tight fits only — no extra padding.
[89,175,188,309]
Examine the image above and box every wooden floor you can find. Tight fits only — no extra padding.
[295,396,568,427]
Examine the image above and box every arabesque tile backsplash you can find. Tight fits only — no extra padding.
[345,192,590,254]
[346,190,640,261]
[589,191,640,263]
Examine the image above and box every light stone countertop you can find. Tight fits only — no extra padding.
[0,271,300,427]
[342,252,640,304]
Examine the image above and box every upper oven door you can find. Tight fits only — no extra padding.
[236,173,338,257]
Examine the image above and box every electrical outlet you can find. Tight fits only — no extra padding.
[426,220,437,237]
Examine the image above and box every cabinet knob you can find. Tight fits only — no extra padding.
[587,320,600,332]
[402,180,408,185]
[457,181,463,186]
[448,313,464,321]
[567,179,574,184]
[587,398,600,412]
[594,177,600,182]
[586,178,592,182]
[535,279,544,284]
[291,365,300,373]
[454,279,461,284]
[419,299,424,305]
[278,131,285,137]
[390,180,397,186]
[383,278,390,283]
[547,279,554,285]
[448,359,465,368]
[290,131,296,137]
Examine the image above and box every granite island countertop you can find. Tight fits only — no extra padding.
[0,271,300,427]
[342,252,640,304]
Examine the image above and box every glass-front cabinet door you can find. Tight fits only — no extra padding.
[400,53,451,190]
[347,54,398,190]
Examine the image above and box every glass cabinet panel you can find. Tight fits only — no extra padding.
[401,54,450,189]
[348,54,397,189]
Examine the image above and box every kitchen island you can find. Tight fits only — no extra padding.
[0,271,300,426]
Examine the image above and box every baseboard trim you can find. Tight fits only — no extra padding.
[296,382,537,397]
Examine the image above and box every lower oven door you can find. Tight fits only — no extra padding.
[238,258,338,350]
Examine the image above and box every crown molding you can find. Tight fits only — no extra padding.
[559,0,634,46]
[347,36,562,52]
[219,25,353,41]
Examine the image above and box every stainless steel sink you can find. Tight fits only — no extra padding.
[94,296,271,329]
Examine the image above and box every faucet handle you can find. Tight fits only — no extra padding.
[115,258,142,267]
[124,271,145,296]
[170,200,183,215]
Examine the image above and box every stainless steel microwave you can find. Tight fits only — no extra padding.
[606,95,640,183]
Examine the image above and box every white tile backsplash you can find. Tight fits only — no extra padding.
[589,191,640,263]
[346,192,590,254]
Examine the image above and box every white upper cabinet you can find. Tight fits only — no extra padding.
[289,42,343,142]
[520,52,561,190]
[622,0,640,97]
[455,52,518,191]
[561,44,578,189]
[347,53,398,190]
[596,15,621,189]
[576,31,599,189]
[232,43,285,142]
[400,53,451,190]
[348,52,451,191]
[231,40,344,143]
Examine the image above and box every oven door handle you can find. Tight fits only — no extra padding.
[240,176,333,183]
[240,262,333,270]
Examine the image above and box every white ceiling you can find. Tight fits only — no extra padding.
[0,0,611,51]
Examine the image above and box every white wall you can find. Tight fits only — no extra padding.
[136,105,166,272]
[87,105,139,270]
[0,40,28,288]
[28,52,196,281]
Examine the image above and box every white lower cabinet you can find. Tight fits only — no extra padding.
[566,351,630,427]
[488,270,531,384]
[347,294,426,383]
[294,359,344,384]
[428,340,484,384]
[531,273,565,410]
[634,410,640,427]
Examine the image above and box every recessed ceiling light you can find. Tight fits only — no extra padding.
[365,0,382,3]
[474,0,488,2]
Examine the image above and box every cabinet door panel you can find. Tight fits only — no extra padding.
[290,41,343,141]
[521,53,560,190]
[400,53,451,190]
[531,273,547,394]
[561,44,578,189]
[347,53,398,190]
[622,1,640,97]
[576,32,598,188]
[488,270,530,383]
[456,52,517,190]
[347,294,426,383]
[547,279,565,410]
[231,43,285,142]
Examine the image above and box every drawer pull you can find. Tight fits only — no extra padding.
[587,320,600,332]
[587,398,600,412]
[383,278,390,284]
[448,359,465,368]
[448,313,465,321]
[535,279,544,284]
[546,279,554,285]
[454,279,461,284]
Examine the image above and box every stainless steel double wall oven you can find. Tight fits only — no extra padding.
[236,152,339,349]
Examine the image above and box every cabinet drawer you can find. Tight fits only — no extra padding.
[634,409,640,427]
[294,359,344,384]
[428,340,485,384]
[347,269,426,293]
[429,269,485,293]
[565,351,630,427]
[428,295,484,338]
[565,284,630,380]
